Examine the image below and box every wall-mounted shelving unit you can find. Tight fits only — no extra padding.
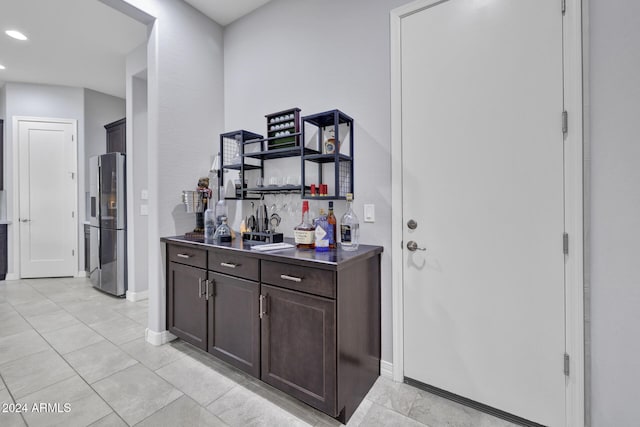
[219,130,263,200]
[218,109,354,201]
[301,109,354,200]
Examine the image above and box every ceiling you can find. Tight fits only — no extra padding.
[185,0,271,26]
[0,0,270,99]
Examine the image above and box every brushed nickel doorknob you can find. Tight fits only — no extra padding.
[406,241,426,252]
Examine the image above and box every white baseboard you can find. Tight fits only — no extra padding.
[380,360,394,379]
[145,328,176,346]
[76,271,87,278]
[4,273,19,281]
[127,289,149,302]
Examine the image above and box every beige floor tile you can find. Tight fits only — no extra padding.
[120,338,187,371]
[88,412,128,427]
[20,376,112,427]
[25,310,82,334]
[11,299,61,317]
[64,340,138,384]
[206,382,312,427]
[90,316,145,345]
[89,412,127,427]
[0,310,33,338]
[0,349,76,399]
[136,395,227,427]
[93,364,183,426]
[0,330,51,365]
[156,355,244,406]
[0,387,27,427]
[41,323,105,354]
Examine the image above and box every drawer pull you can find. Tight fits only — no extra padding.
[220,262,237,269]
[176,253,191,259]
[280,274,302,283]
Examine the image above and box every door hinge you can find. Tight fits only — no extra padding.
[561,0,566,14]
[564,353,570,376]
[72,135,74,142]
[71,211,75,218]
[563,232,569,255]
[562,110,568,135]
[72,249,75,256]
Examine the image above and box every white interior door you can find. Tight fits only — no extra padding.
[19,119,77,278]
[401,1,566,426]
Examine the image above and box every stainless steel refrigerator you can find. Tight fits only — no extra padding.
[89,153,127,296]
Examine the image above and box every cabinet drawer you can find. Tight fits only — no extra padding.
[168,244,207,269]
[261,260,335,299]
[209,250,259,282]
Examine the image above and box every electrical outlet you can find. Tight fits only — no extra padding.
[140,204,148,216]
[141,190,149,200]
[364,204,375,223]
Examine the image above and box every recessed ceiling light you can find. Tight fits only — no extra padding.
[5,30,28,41]
[0,64,5,70]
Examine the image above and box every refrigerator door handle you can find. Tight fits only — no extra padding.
[97,229,101,268]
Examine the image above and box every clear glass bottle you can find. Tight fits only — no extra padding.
[204,206,215,243]
[294,201,315,249]
[327,201,337,249]
[340,193,359,251]
[213,216,232,243]
[214,198,228,228]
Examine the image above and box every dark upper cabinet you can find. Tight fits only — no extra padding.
[167,261,208,350]
[260,283,337,416]
[105,118,126,153]
[0,119,4,190]
[208,272,260,377]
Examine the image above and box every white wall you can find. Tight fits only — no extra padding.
[4,82,85,276]
[589,0,640,424]
[224,0,410,363]
[83,89,125,192]
[125,42,149,298]
[115,0,225,333]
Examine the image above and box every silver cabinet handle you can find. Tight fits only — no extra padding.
[177,253,191,259]
[280,274,302,283]
[205,280,212,300]
[198,278,204,298]
[20,218,31,223]
[259,294,267,318]
[406,241,426,252]
[220,262,237,269]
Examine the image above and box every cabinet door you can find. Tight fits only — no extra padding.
[208,272,260,377]
[106,120,126,153]
[261,284,336,416]
[167,261,207,350]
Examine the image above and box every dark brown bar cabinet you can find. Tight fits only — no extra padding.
[162,237,382,424]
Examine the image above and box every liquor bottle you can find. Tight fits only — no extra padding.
[327,202,337,249]
[314,209,330,252]
[294,201,315,249]
[204,207,215,243]
[340,193,359,251]
[214,198,228,228]
[213,216,232,243]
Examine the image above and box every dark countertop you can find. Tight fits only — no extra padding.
[161,236,383,271]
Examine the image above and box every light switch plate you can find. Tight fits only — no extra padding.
[364,204,375,223]
[141,190,149,200]
[140,204,148,216]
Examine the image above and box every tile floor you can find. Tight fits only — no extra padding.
[0,278,518,427]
